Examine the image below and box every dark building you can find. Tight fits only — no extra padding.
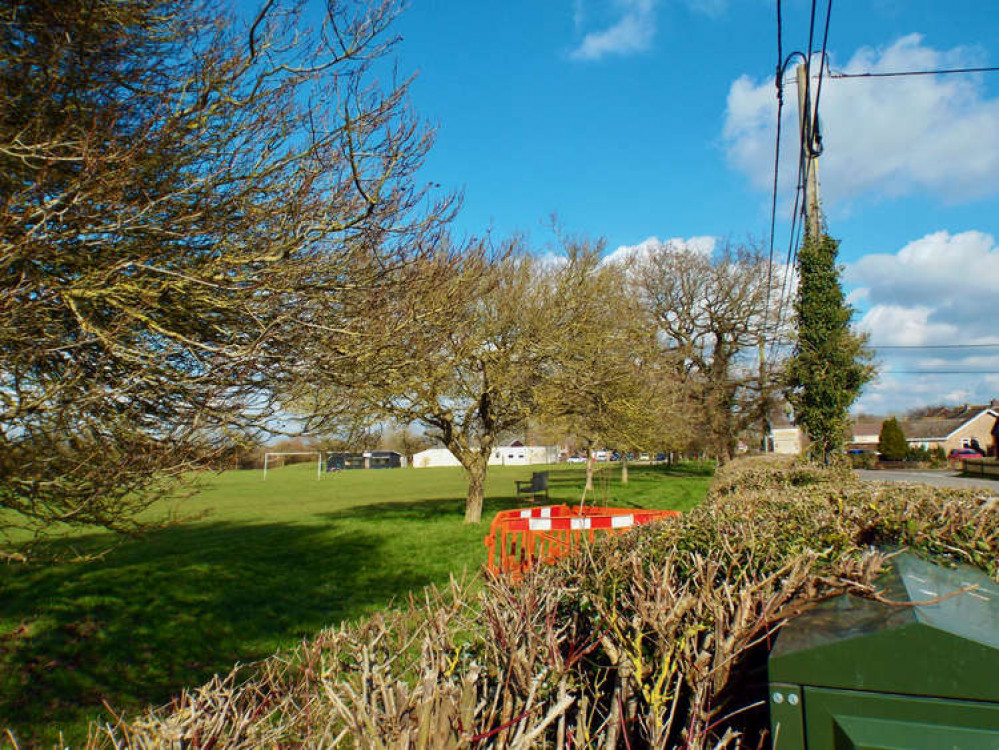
[327,451,404,471]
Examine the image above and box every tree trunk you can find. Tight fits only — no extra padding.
[620,455,629,484]
[463,457,487,524]
[585,442,594,491]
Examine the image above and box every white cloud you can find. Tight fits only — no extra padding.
[570,0,658,61]
[603,234,716,264]
[852,373,986,415]
[845,229,999,413]
[856,305,960,347]
[847,230,999,338]
[845,287,869,306]
[723,35,999,204]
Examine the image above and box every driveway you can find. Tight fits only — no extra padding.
[856,469,998,491]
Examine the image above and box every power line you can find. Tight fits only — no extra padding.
[766,127,806,364]
[764,0,786,338]
[806,0,818,72]
[829,65,999,79]
[810,0,832,151]
[872,343,999,350]
[880,372,999,378]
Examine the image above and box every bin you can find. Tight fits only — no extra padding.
[768,552,999,749]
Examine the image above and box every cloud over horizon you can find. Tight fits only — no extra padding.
[603,234,717,264]
[845,230,999,413]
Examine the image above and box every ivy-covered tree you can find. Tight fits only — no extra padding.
[785,233,874,461]
[878,417,907,461]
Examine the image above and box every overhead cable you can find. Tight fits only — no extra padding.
[871,343,999,349]
[829,65,999,79]
[764,0,786,341]
[810,0,832,154]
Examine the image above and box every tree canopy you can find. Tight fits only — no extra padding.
[0,0,453,540]
[632,240,782,462]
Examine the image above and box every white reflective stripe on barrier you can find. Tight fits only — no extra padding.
[529,519,552,531]
[519,507,556,519]
[611,515,634,528]
[570,518,591,530]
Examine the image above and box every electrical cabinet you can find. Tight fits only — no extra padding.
[768,553,999,749]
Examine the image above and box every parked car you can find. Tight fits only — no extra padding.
[948,448,980,462]
[566,455,587,464]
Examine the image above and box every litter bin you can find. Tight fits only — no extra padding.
[768,552,999,749]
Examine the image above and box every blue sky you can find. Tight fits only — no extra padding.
[307,1,999,415]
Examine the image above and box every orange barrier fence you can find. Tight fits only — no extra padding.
[484,504,681,576]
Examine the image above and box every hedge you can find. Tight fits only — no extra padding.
[85,456,997,749]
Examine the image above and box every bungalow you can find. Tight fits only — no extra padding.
[850,403,999,456]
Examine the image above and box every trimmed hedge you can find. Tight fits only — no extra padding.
[86,457,997,749]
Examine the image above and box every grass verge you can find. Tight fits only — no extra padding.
[85,456,997,749]
[0,460,709,746]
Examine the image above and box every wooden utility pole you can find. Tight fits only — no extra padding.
[759,334,770,452]
[796,63,823,238]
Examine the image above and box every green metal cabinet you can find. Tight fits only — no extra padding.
[768,553,999,749]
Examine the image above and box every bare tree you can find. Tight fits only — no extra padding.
[536,242,690,490]
[0,0,454,542]
[297,240,569,523]
[633,240,783,463]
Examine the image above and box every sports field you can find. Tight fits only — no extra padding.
[0,461,711,745]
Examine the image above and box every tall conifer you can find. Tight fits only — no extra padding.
[878,417,908,461]
[785,234,874,461]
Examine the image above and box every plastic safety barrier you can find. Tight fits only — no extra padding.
[484,504,680,576]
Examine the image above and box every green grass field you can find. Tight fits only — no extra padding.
[0,461,711,746]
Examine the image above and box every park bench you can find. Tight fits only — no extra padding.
[514,471,549,502]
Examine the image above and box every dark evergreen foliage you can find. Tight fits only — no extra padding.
[878,417,908,461]
[785,233,874,461]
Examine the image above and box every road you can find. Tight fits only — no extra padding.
[856,469,998,491]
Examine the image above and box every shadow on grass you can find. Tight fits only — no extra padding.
[0,468,711,745]
[0,519,435,745]
[322,495,527,523]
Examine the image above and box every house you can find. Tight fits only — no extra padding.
[489,443,559,466]
[850,402,999,456]
[766,407,803,455]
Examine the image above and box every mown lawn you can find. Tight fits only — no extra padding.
[0,461,711,746]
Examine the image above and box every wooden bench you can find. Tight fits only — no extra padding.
[515,471,549,502]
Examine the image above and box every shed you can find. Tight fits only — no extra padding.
[327,451,404,471]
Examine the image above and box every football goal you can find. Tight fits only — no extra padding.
[262,451,324,480]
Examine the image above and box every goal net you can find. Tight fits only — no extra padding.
[262,451,324,480]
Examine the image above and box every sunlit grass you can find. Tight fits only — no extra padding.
[0,461,711,745]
